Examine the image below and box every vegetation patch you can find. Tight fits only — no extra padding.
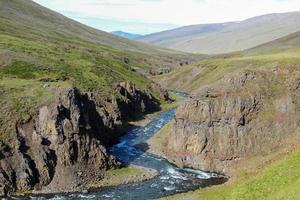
[90,165,158,188]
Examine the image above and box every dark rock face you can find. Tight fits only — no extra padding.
[116,81,164,120]
[0,81,166,196]
[165,70,300,174]
[0,142,16,196]
[148,81,169,102]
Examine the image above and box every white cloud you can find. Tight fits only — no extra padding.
[33,0,300,33]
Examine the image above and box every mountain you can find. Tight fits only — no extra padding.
[139,12,300,54]
[138,22,235,44]
[111,31,143,39]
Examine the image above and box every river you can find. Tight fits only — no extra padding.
[22,92,226,200]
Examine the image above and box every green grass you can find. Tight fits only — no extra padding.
[13,190,32,197]
[163,149,300,200]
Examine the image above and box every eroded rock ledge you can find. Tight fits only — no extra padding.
[0,81,167,196]
[165,70,300,175]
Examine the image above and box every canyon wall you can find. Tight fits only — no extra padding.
[165,69,300,174]
[0,81,167,196]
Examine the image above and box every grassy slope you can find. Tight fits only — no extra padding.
[140,12,300,54]
[0,0,196,143]
[154,31,300,94]
[0,0,197,69]
[0,0,167,53]
[156,32,300,199]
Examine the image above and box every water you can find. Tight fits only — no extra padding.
[20,92,227,200]
[167,90,190,98]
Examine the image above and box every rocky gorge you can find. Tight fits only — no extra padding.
[0,81,168,196]
[165,69,300,175]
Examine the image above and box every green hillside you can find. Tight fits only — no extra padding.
[0,0,197,142]
[154,30,300,93]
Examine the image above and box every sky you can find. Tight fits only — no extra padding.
[33,0,300,35]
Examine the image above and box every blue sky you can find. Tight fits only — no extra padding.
[33,0,300,35]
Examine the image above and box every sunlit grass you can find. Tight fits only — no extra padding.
[162,149,300,200]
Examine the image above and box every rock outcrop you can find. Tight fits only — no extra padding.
[0,81,166,196]
[165,69,300,174]
[116,81,168,120]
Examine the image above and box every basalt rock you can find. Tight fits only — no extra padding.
[0,81,166,196]
[165,70,300,174]
[148,81,170,102]
[116,81,162,120]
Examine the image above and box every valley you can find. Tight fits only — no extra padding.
[0,0,300,199]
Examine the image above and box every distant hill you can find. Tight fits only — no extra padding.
[112,31,143,39]
[139,12,300,54]
[138,22,235,44]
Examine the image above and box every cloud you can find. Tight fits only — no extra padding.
[33,0,300,34]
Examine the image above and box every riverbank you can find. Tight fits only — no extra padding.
[145,121,172,158]
[14,165,158,197]
[89,165,158,189]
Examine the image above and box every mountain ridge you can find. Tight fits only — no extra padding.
[138,11,300,54]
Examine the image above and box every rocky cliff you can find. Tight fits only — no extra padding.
[165,68,300,174]
[0,81,167,196]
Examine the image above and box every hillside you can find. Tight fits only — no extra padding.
[245,30,300,55]
[0,0,160,53]
[139,12,300,54]
[0,0,198,73]
[154,30,300,92]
